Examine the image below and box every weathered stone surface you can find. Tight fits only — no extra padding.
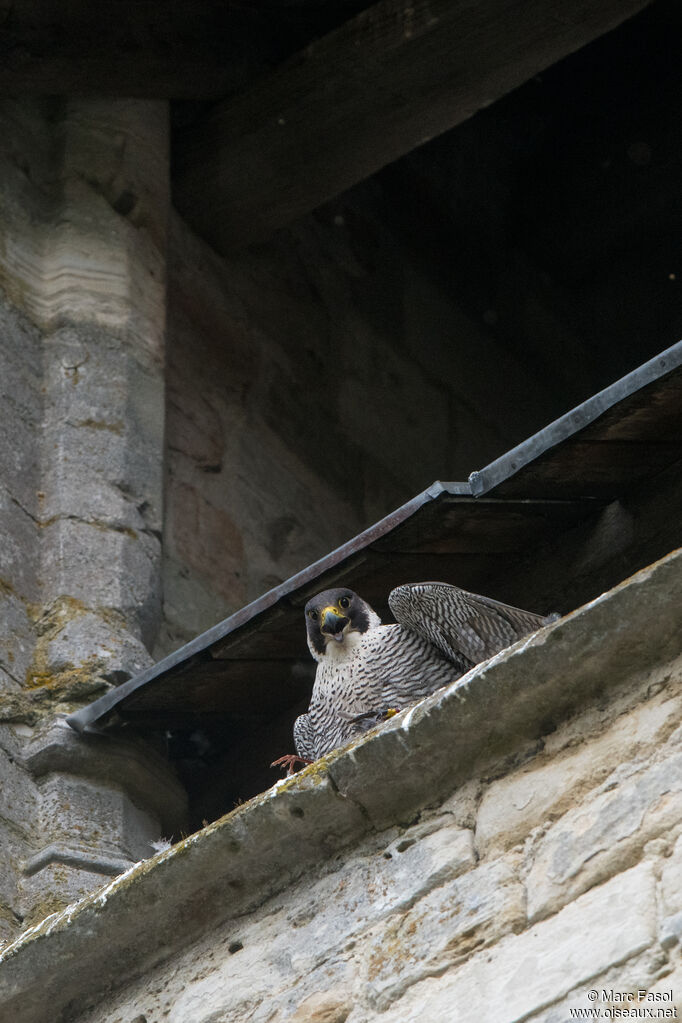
[286,822,476,977]
[0,296,42,693]
[477,680,682,854]
[62,822,474,1023]
[45,612,152,681]
[280,989,354,1023]
[362,855,525,1010]
[2,718,188,935]
[0,734,40,944]
[0,99,168,356]
[527,747,682,921]
[21,718,187,836]
[436,777,484,829]
[0,768,370,1020]
[645,963,682,1013]
[532,947,678,1023]
[0,492,39,613]
[0,591,34,691]
[0,294,42,542]
[0,95,174,937]
[39,322,164,648]
[17,864,123,930]
[0,747,38,904]
[378,863,656,1023]
[659,911,682,950]
[33,775,162,864]
[660,834,682,920]
[2,551,682,1022]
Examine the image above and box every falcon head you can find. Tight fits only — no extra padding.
[304,587,381,660]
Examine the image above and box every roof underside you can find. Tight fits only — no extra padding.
[68,341,682,805]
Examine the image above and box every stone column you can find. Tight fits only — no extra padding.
[0,98,186,941]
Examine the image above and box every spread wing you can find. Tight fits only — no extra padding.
[388,581,550,666]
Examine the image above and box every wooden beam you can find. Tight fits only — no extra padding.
[173,0,653,249]
[0,1,267,99]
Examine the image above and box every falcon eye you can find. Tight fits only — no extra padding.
[308,610,318,620]
[339,596,351,609]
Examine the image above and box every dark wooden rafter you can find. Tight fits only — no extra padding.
[0,1,271,99]
[173,0,653,249]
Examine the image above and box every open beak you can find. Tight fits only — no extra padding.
[321,606,349,642]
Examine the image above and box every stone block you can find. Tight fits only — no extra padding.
[530,947,677,1023]
[166,918,288,1023]
[158,555,234,650]
[22,718,187,837]
[10,717,188,923]
[30,101,166,357]
[0,819,33,909]
[0,590,34,689]
[660,834,682,916]
[0,486,39,607]
[0,743,39,835]
[0,294,42,519]
[526,751,682,921]
[477,685,682,854]
[0,744,39,931]
[645,963,682,1013]
[377,863,656,1023]
[165,479,246,604]
[436,778,483,830]
[40,518,160,639]
[286,822,475,976]
[17,863,120,927]
[35,774,162,864]
[41,323,164,544]
[45,611,152,682]
[338,343,451,494]
[659,911,682,950]
[362,855,525,1010]
[280,989,354,1023]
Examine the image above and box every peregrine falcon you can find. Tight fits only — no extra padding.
[272,581,550,773]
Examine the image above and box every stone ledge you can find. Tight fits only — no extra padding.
[0,547,680,1023]
[22,844,133,880]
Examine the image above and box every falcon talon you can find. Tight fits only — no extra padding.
[270,754,314,776]
[289,583,549,763]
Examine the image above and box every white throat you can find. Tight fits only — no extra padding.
[321,627,365,662]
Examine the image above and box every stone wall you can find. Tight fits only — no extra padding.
[0,97,187,942]
[2,549,680,1023]
[0,95,168,717]
[75,653,682,1022]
